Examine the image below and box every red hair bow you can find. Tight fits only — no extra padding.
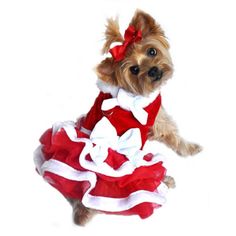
[109,25,142,62]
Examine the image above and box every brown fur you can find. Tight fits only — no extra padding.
[149,106,202,156]
[163,176,176,189]
[73,9,202,226]
[97,10,173,96]
[102,18,124,54]
[69,199,96,226]
[130,10,169,49]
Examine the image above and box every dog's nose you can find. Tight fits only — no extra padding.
[148,66,163,81]
[148,66,159,77]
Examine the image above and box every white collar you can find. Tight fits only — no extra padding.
[96,79,119,98]
[97,79,160,100]
[98,80,160,125]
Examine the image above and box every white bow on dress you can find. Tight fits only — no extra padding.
[89,117,145,166]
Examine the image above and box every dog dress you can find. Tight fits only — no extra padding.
[34,81,168,219]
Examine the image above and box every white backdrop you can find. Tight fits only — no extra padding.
[0,0,235,235]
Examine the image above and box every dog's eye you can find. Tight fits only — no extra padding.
[147,48,157,57]
[129,65,140,75]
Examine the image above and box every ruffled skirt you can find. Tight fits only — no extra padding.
[34,119,168,219]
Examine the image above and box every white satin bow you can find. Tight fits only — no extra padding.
[101,88,160,125]
[89,117,144,166]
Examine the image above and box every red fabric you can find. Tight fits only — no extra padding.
[81,92,112,132]
[81,92,162,148]
[40,127,166,219]
[109,25,142,62]
[38,91,165,219]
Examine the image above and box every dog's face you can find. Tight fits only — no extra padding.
[97,10,173,96]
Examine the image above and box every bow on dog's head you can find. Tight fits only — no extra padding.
[109,25,142,62]
[96,10,173,96]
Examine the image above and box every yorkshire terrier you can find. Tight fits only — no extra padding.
[69,10,202,225]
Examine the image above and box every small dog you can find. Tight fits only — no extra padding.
[35,10,202,226]
[70,10,202,225]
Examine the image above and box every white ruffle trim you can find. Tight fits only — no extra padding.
[34,148,168,212]
[34,118,168,212]
[55,118,165,176]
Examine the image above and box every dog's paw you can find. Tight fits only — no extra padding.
[73,204,95,226]
[177,141,203,157]
[163,176,176,189]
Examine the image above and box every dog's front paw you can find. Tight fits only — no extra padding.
[177,141,202,157]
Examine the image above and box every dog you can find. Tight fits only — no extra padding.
[34,9,202,226]
[70,10,202,225]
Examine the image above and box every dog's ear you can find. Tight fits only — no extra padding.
[130,10,169,49]
[102,18,124,54]
[96,58,116,83]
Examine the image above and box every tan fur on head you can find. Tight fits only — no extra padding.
[130,10,169,49]
[102,18,124,54]
[97,10,173,96]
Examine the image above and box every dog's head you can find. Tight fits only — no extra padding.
[96,10,173,96]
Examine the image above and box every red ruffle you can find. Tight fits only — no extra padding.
[39,126,166,219]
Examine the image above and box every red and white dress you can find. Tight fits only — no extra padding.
[34,81,168,219]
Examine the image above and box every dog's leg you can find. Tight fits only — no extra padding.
[163,175,176,188]
[149,106,202,157]
[67,199,96,226]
